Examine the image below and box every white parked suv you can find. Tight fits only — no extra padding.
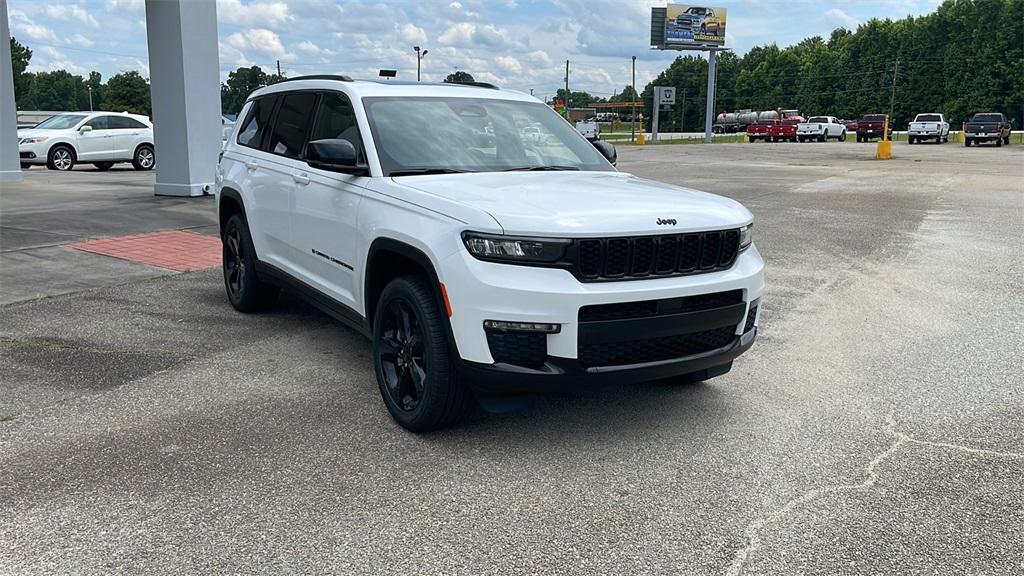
[216,76,764,431]
[18,111,155,171]
[797,116,846,142]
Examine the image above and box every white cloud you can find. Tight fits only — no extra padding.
[18,22,59,44]
[44,5,99,28]
[226,28,291,59]
[295,40,321,54]
[823,8,858,30]
[399,23,427,45]
[70,34,95,48]
[104,0,144,12]
[217,0,293,28]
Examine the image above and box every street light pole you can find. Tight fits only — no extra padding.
[414,46,428,81]
[87,85,93,111]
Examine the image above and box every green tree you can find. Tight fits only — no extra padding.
[9,37,34,108]
[102,70,151,116]
[444,71,475,83]
[30,70,88,111]
[220,65,284,116]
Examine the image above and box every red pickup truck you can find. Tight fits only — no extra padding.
[747,119,778,142]
[856,114,892,142]
[768,119,800,142]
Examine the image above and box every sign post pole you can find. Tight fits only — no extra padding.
[652,87,661,142]
[704,49,718,144]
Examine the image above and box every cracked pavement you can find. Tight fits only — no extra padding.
[1,143,1022,574]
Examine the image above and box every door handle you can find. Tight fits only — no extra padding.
[292,172,310,185]
[245,160,259,171]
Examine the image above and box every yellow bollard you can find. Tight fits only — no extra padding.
[875,116,893,159]
[637,133,646,145]
[876,140,892,159]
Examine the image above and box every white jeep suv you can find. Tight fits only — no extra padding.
[18,111,155,171]
[216,76,764,432]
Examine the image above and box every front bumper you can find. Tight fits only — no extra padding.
[18,144,47,164]
[439,244,764,386]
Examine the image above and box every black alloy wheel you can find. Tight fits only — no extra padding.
[221,214,277,312]
[224,225,245,300]
[378,298,427,413]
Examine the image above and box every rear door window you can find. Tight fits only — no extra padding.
[237,95,278,150]
[267,92,317,159]
[85,116,111,130]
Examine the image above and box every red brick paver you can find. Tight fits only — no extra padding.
[69,230,222,272]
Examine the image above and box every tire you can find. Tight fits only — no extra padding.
[222,214,279,312]
[20,163,31,170]
[995,137,1002,147]
[46,145,75,171]
[838,130,846,142]
[1004,136,1010,145]
[93,162,114,171]
[373,275,468,432]
[818,134,826,142]
[964,138,971,147]
[132,145,155,170]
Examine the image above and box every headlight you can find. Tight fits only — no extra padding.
[739,224,753,251]
[462,232,570,263]
[19,136,48,144]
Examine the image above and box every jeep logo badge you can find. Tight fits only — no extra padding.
[656,218,677,226]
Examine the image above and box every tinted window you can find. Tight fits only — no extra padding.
[308,93,363,160]
[237,95,277,149]
[807,117,828,123]
[108,116,147,129]
[267,93,317,159]
[916,114,941,122]
[861,114,886,122]
[85,116,111,130]
[972,114,1003,122]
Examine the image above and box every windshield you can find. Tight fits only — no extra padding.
[972,114,1002,122]
[363,97,613,175]
[861,115,886,122]
[916,114,941,122]
[807,117,828,123]
[33,114,88,130]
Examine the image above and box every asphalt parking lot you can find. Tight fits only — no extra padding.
[1,142,1022,575]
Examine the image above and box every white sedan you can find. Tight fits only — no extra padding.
[18,111,155,171]
[797,116,847,142]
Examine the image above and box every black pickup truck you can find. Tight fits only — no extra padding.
[964,113,1011,147]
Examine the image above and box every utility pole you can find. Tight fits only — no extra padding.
[888,57,899,137]
[276,60,281,77]
[631,55,636,143]
[87,85,93,111]
[680,87,686,132]
[703,49,718,143]
[564,60,570,119]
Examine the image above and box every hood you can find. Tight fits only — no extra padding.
[16,128,53,138]
[393,171,752,236]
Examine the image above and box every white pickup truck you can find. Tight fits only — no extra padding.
[908,113,949,144]
[796,116,846,142]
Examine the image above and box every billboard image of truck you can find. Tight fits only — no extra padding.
[663,4,727,48]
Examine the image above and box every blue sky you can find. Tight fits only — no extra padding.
[9,0,943,99]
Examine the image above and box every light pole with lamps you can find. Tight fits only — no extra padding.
[414,46,428,81]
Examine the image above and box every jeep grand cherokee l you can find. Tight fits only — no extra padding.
[216,76,764,432]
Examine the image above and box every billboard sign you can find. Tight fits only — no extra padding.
[658,87,676,106]
[651,4,727,49]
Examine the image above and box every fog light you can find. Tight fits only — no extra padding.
[483,320,560,333]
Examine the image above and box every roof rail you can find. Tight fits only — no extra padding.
[277,74,354,83]
[444,80,500,90]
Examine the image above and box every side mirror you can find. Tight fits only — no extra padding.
[592,140,617,166]
[79,125,92,133]
[306,138,367,174]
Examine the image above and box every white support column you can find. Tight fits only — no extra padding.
[1,1,23,182]
[145,0,220,196]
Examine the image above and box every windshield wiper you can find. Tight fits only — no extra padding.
[389,168,475,177]
[502,165,580,172]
